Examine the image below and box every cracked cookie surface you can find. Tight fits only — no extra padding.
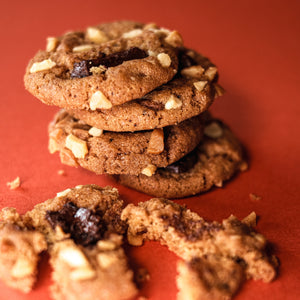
[48,109,204,175]
[24,21,180,109]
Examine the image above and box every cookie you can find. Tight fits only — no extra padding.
[112,117,246,198]
[48,109,204,175]
[24,21,181,110]
[121,198,278,298]
[176,255,244,300]
[67,48,223,132]
[23,184,137,300]
[0,208,47,293]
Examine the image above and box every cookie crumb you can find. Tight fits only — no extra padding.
[57,169,65,176]
[249,193,262,202]
[6,177,21,190]
[135,268,150,286]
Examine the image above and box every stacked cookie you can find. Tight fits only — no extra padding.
[24,21,246,198]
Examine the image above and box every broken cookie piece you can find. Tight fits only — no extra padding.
[121,198,278,299]
[177,255,244,300]
[24,184,137,300]
[0,209,47,293]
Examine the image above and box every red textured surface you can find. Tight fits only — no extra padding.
[0,0,299,299]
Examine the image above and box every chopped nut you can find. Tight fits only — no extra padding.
[165,30,183,47]
[90,65,107,75]
[249,193,262,202]
[127,232,144,246]
[70,266,96,281]
[215,181,223,187]
[59,247,90,268]
[88,127,103,137]
[144,23,158,30]
[11,258,34,278]
[29,59,56,73]
[147,128,164,154]
[181,65,205,79]
[49,138,59,153]
[46,37,59,52]
[60,148,79,167]
[141,164,157,177]
[122,29,143,38]
[75,185,84,189]
[89,91,112,110]
[57,169,65,176]
[204,66,218,81]
[147,50,156,57]
[6,177,21,190]
[48,128,64,154]
[157,53,171,67]
[56,188,71,198]
[214,83,225,98]
[65,134,88,159]
[148,27,171,36]
[193,81,208,92]
[72,44,93,53]
[97,253,117,269]
[86,27,108,44]
[204,122,223,138]
[239,161,249,172]
[165,95,182,110]
[97,240,117,251]
[242,211,257,227]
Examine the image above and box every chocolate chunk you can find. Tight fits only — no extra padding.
[72,208,106,246]
[165,150,198,174]
[46,202,78,233]
[160,211,222,241]
[71,47,148,78]
[178,47,197,70]
[46,202,106,246]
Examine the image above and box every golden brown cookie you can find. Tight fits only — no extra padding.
[48,109,204,175]
[24,21,181,110]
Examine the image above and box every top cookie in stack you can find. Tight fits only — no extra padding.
[24,21,246,198]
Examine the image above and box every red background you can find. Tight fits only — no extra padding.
[0,0,299,299]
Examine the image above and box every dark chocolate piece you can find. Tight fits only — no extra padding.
[178,47,197,70]
[46,202,106,246]
[160,211,222,241]
[165,150,198,174]
[71,47,148,78]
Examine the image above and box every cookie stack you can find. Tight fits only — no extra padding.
[24,21,246,198]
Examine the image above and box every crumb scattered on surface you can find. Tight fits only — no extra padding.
[135,267,150,287]
[6,177,21,190]
[249,193,262,202]
[57,169,65,176]
[239,161,248,171]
